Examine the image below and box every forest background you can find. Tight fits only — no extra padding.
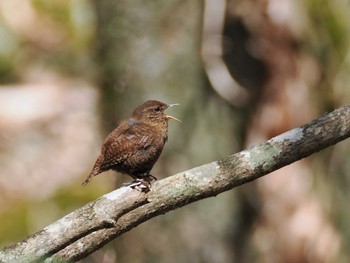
[0,0,350,262]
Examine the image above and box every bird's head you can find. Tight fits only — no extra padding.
[132,100,180,123]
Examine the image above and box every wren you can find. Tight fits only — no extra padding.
[82,100,179,191]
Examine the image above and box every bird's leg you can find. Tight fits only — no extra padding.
[146,174,157,181]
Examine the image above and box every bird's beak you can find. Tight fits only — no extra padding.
[166,103,181,122]
[166,115,181,122]
[167,103,180,108]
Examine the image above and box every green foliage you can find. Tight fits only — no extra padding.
[305,0,350,70]
[0,24,19,82]
[0,205,28,245]
[0,181,105,246]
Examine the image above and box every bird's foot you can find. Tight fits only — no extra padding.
[144,174,157,182]
[123,179,151,193]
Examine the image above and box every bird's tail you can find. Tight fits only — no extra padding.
[82,161,102,186]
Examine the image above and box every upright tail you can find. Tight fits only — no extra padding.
[82,159,103,186]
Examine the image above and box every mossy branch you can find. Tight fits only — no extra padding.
[1,105,349,263]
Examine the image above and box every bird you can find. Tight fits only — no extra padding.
[82,100,179,191]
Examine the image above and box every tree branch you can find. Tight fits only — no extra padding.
[1,105,350,263]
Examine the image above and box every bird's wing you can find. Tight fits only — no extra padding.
[82,120,151,185]
[99,120,153,170]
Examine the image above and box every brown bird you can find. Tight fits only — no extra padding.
[82,100,179,190]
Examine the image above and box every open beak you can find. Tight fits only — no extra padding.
[166,115,181,122]
[166,103,181,122]
[168,103,180,108]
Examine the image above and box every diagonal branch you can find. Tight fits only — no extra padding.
[1,104,350,263]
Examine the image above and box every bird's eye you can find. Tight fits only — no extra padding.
[154,107,161,112]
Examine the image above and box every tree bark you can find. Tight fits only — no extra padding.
[1,104,349,263]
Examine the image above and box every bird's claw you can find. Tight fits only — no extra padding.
[123,178,151,193]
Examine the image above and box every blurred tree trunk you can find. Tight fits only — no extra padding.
[92,0,203,132]
[224,0,341,262]
[90,1,205,262]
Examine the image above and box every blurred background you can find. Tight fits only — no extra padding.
[0,0,350,262]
